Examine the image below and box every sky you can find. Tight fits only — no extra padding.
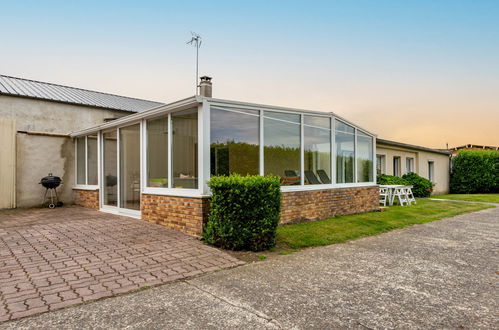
[1,0,498,148]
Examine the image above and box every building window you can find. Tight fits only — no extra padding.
[172,108,198,189]
[357,131,373,182]
[210,107,260,176]
[147,117,168,187]
[76,137,86,185]
[264,111,301,185]
[76,135,98,186]
[87,135,98,185]
[119,124,141,210]
[428,161,434,182]
[304,116,331,184]
[335,120,355,183]
[102,130,118,206]
[393,156,401,177]
[376,154,385,175]
[406,157,414,174]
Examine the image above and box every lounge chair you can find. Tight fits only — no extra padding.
[305,170,321,185]
[317,170,331,184]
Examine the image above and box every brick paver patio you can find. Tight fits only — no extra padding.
[0,206,244,322]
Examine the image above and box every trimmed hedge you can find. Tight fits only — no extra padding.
[450,150,499,193]
[376,174,409,185]
[203,175,281,251]
[402,172,433,197]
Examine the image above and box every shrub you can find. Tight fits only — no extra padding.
[450,150,499,193]
[376,174,409,185]
[203,175,282,251]
[402,172,433,197]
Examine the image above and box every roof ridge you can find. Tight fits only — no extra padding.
[0,74,163,104]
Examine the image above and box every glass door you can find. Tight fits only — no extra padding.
[102,130,118,207]
[119,124,141,210]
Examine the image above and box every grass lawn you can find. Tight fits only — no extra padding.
[432,194,499,203]
[276,199,493,250]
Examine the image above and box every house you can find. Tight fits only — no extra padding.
[449,144,499,156]
[376,138,451,194]
[0,74,163,209]
[71,77,379,236]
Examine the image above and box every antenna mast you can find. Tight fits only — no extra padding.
[187,32,202,95]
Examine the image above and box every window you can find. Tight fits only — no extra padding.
[76,135,98,185]
[428,161,434,182]
[376,154,385,175]
[264,111,301,185]
[210,107,260,176]
[335,121,355,183]
[119,124,141,210]
[304,116,331,184]
[76,137,86,185]
[406,157,414,174]
[172,108,198,189]
[87,135,98,185]
[393,157,401,176]
[356,131,373,182]
[147,117,168,187]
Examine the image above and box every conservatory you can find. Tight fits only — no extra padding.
[72,95,379,236]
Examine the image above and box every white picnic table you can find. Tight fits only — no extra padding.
[379,184,415,206]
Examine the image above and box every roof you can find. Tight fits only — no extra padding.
[377,138,451,155]
[71,95,378,137]
[0,74,163,112]
[450,144,498,151]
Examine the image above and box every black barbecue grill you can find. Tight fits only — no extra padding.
[39,173,63,208]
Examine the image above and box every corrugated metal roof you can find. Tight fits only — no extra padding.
[377,138,451,155]
[0,74,164,112]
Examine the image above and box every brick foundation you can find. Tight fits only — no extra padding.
[141,194,209,237]
[73,189,99,209]
[280,186,379,224]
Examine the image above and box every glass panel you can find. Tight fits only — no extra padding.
[357,131,373,182]
[76,137,86,185]
[119,124,141,210]
[335,121,355,183]
[87,135,98,185]
[172,108,198,189]
[304,116,331,184]
[147,117,168,187]
[210,107,259,176]
[264,111,301,185]
[103,131,118,206]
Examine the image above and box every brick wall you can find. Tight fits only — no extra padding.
[280,186,379,224]
[141,194,209,237]
[73,189,99,209]
[141,186,378,237]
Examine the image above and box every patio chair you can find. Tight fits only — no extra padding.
[405,186,417,205]
[283,170,300,185]
[379,187,389,206]
[317,169,331,184]
[390,186,409,206]
[305,170,321,185]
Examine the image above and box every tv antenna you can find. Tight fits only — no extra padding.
[187,32,202,95]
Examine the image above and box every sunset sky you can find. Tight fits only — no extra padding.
[2,0,498,148]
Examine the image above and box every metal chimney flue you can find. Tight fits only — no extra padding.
[199,76,212,98]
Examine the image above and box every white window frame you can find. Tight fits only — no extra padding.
[428,160,435,182]
[393,156,401,177]
[406,157,414,174]
[74,135,99,190]
[376,154,386,175]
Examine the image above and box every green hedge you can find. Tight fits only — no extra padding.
[450,150,499,193]
[376,174,408,185]
[203,175,282,251]
[402,172,433,197]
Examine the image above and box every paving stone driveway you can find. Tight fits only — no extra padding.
[0,206,243,322]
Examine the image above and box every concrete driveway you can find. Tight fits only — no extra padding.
[1,205,498,329]
[0,207,243,322]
